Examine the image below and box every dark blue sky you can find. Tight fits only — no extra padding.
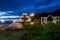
[0,0,60,21]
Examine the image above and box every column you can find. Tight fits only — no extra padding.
[41,17,44,24]
[57,16,60,21]
[53,17,57,23]
[44,17,47,24]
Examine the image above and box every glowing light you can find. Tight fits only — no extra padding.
[30,22,34,25]
[0,20,5,23]
[13,20,16,23]
[30,13,35,17]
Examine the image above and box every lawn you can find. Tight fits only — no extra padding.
[0,21,60,40]
[0,30,25,40]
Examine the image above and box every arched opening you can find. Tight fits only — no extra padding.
[47,15,53,23]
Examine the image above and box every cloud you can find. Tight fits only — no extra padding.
[0,11,14,16]
[20,6,35,12]
[19,1,60,13]
[0,12,7,16]
[0,16,19,18]
[7,11,14,13]
[0,0,60,21]
[37,2,60,9]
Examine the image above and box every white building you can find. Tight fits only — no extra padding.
[41,15,60,24]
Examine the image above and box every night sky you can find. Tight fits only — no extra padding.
[0,0,60,21]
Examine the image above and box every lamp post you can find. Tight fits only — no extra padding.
[30,13,35,24]
[30,13,35,21]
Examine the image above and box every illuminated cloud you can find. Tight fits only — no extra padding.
[0,16,19,18]
[0,11,14,16]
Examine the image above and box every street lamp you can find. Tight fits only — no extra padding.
[30,13,35,17]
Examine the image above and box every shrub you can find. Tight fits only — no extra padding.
[21,21,60,40]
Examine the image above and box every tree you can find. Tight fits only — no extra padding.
[19,13,31,27]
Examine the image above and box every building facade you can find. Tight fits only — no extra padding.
[41,15,60,24]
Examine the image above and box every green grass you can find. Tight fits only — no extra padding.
[0,21,60,40]
[23,21,60,40]
[0,31,25,40]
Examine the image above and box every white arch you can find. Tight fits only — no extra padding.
[47,15,53,18]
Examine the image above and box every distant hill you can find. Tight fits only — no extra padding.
[53,9,60,16]
[5,21,13,24]
[0,21,13,27]
[0,21,12,24]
